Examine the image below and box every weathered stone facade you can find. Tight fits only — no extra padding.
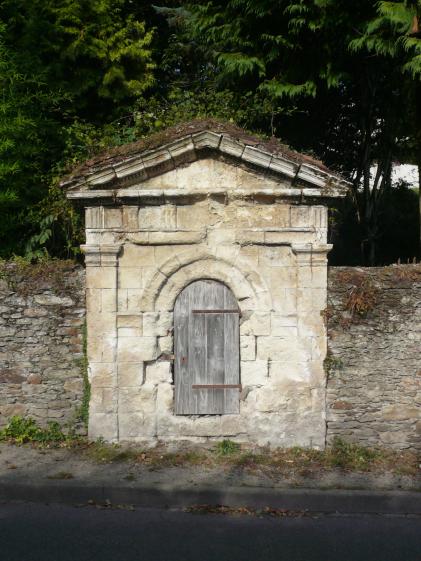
[0,263,420,450]
[327,266,421,451]
[63,124,347,446]
[0,263,85,428]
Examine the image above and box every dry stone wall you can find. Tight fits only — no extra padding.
[0,262,85,430]
[0,260,420,450]
[326,266,421,451]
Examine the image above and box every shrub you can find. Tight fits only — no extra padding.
[0,416,66,445]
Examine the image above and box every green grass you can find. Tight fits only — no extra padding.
[214,439,240,456]
[0,417,417,477]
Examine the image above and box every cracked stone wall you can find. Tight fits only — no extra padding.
[81,160,331,447]
[0,263,85,429]
[326,266,421,451]
[0,260,419,450]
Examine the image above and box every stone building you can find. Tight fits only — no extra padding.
[62,120,348,446]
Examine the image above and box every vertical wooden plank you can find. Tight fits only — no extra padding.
[205,280,225,413]
[190,281,207,414]
[174,286,190,414]
[223,285,240,413]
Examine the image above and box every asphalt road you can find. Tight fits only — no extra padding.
[0,502,420,561]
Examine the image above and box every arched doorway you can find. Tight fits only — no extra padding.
[174,280,240,415]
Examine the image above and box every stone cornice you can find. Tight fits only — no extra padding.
[61,131,350,201]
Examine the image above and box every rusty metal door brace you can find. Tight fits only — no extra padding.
[192,309,240,314]
[192,384,242,390]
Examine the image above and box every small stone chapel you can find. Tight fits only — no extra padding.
[62,120,348,447]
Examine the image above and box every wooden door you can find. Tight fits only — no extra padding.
[174,280,240,415]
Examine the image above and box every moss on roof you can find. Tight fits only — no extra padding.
[65,118,332,182]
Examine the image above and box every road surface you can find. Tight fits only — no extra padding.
[0,502,420,561]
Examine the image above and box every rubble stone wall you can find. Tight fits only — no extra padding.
[0,262,85,429]
[0,259,420,450]
[326,266,421,451]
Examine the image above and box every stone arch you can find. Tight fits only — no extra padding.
[140,247,272,312]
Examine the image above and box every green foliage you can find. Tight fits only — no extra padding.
[0,0,419,264]
[87,439,137,463]
[79,321,91,429]
[350,1,421,78]
[327,437,381,471]
[1,0,156,113]
[215,439,240,456]
[0,416,66,445]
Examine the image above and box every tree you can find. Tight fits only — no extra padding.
[0,0,156,120]
[0,25,65,256]
[0,1,157,256]
[350,0,421,249]
[175,0,419,264]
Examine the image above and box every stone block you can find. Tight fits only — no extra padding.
[207,229,236,245]
[143,312,173,336]
[290,206,311,227]
[63,379,83,393]
[101,289,117,312]
[104,208,123,229]
[146,362,172,384]
[86,267,116,289]
[257,336,312,362]
[86,289,102,313]
[254,385,289,413]
[381,405,420,421]
[34,294,74,307]
[89,335,117,364]
[119,383,157,414]
[269,361,312,383]
[138,205,176,230]
[271,288,296,315]
[297,315,324,338]
[118,327,142,338]
[241,360,268,385]
[90,362,116,387]
[0,403,26,418]
[119,268,142,289]
[87,312,116,336]
[238,245,259,265]
[156,382,174,413]
[118,412,156,439]
[90,387,118,414]
[258,246,294,268]
[122,207,139,230]
[118,336,157,363]
[158,336,172,354]
[149,231,204,245]
[116,314,142,329]
[117,289,128,311]
[177,204,211,230]
[127,289,143,311]
[85,207,103,229]
[271,312,298,328]
[118,362,144,387]
[120,245,155,268]
[240,312,271,336]
[89,413,118,441]
[270,267,297,289]
[240,336,256,361]
[271,325,298,338]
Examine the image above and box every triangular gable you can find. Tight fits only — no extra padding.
[62,128,349,202]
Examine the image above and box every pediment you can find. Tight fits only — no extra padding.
[62,128,349,203]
